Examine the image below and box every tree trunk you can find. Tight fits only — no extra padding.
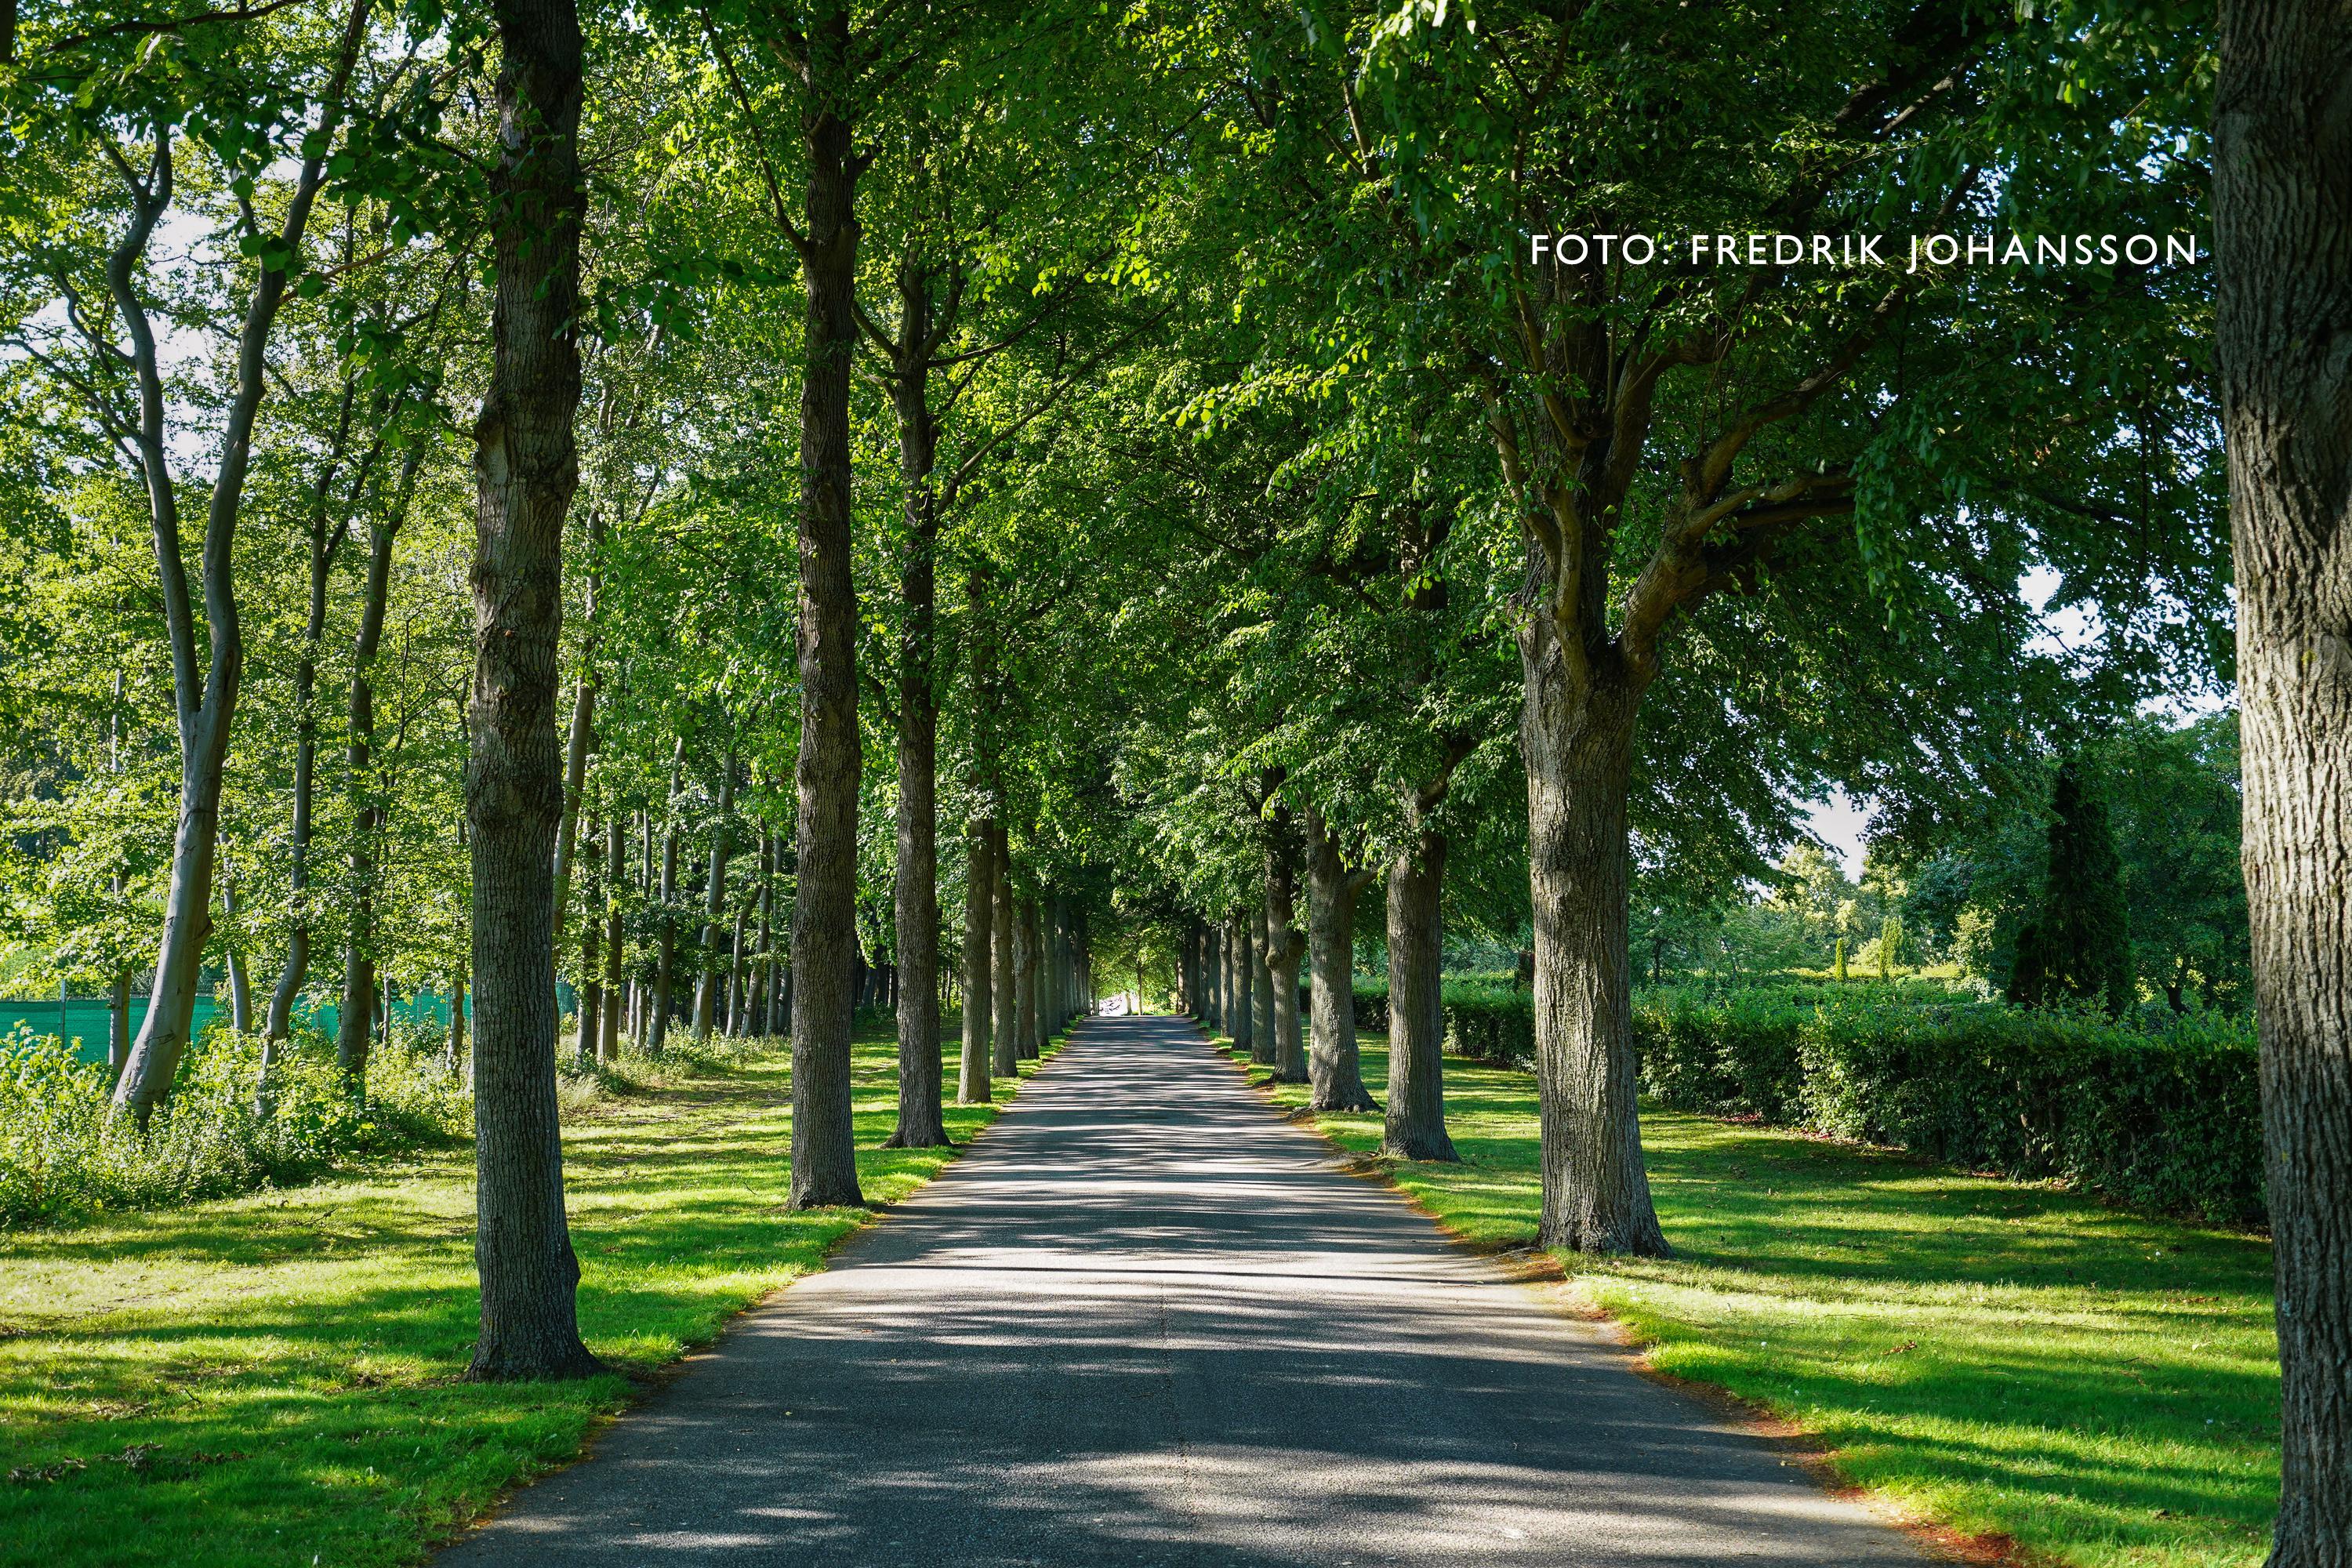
[1305,811,1377,1112]
[1384,825,1457,1161]
[1249,906,1276,1069]
[2215,10,2352,1556]
[991,837,1018,1078]
[223,877,253,1034]
[336,503,405,1095]
[267,488,342,1044]
[1015,895,1040,1061]
[692,751,736,1042]
[725,901,749,1035]
[887,331,947,1144]
[447,964,466,1074]
[550,504,608,942]
[1204,924,1222,1032]
[600,811,625,1063]
[782,0,867,1210]
[750,826,774,1037]
[649,752,681,1055]
[958,818,994,1103]
[576,817,603,1065]
[462,0,601,1383]
[1261,841,1317,1086]
[1520,642,1668,1256]
[110,8,362,1120]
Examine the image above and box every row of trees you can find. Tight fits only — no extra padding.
[2,0,2347,1555]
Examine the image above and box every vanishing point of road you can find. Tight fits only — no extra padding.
[437,1014,1929,1566]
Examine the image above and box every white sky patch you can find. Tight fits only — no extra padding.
[1801,789,1870,880]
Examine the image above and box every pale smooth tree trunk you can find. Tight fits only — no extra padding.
[2216,8,2352,1556]
[1519,630,1667,1256]
[784,0,866,1208]
[1304,810,1377,1112]
[463,0,601,1381]
[1384,824,1457,1161]
[109,9,365,1122]
[991,837,1018,1077]
[958,818,994,1104]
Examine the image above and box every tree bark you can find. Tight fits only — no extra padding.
[2215,9,2352,1558]
[1519,633,1668,1256]
[550,503,608,942]
[1261,802,1307,1083]
[887,281,947,1144]
[1015,895,1040,1061]
[648,743,683,1055]
[783,0,867,1210]
[1384,825,1457,1161]
[267,449,350,1046]
[1304,811,1378,1112]
[447,964,466,1074]
[691,751,736,1042]
[576,815,603,1065]
[1205,924,1223,1033]
[600,811,625,1063]
[461,0,601,1383]
[991,836,1018,1077]
[1245,909,1270,1066]
[336,492,408,1094]
[958,817,994,1103]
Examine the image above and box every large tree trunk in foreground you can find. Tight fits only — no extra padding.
[991,840,1018,1077]
[784,1,867,1209]
[1305,811,1377,1112]
[958,818,994,1103]
[1384,825,1457,1161]
[463,0,601,1381]
[1520,638,1668,1257]
[2216,9,2352,1559]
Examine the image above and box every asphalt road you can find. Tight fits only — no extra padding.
[437,1014,1929,1567]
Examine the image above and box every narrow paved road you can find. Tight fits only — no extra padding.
[440,1015,1928,1566]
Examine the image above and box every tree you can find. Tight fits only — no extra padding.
[463,0,603,1382]
[2215,2,2352,1558]
[2034,757,2133,1014]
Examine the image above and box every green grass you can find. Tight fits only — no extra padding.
[1229,1034,2280,1568]
[0,1022,1062,1568]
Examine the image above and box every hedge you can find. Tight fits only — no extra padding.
[1344,977,2265,1225]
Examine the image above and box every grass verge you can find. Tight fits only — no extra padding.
[1223,1032,2279,1568]
[0,1021,1065,1568]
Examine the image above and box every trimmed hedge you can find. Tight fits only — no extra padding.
[1348,976,2266,1225]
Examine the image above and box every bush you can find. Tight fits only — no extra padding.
[1791,999,2263,1224]
[1351,974,2263,1224]
[0,1025,471,1229]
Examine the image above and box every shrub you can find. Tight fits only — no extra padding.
[0,1025,471,1229]
[1441,980,1535,1069]
[1793,999,2262,1224]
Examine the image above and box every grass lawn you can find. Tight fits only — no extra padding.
[1230,1033,2279,1568]
[0,1021,1060,1568]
